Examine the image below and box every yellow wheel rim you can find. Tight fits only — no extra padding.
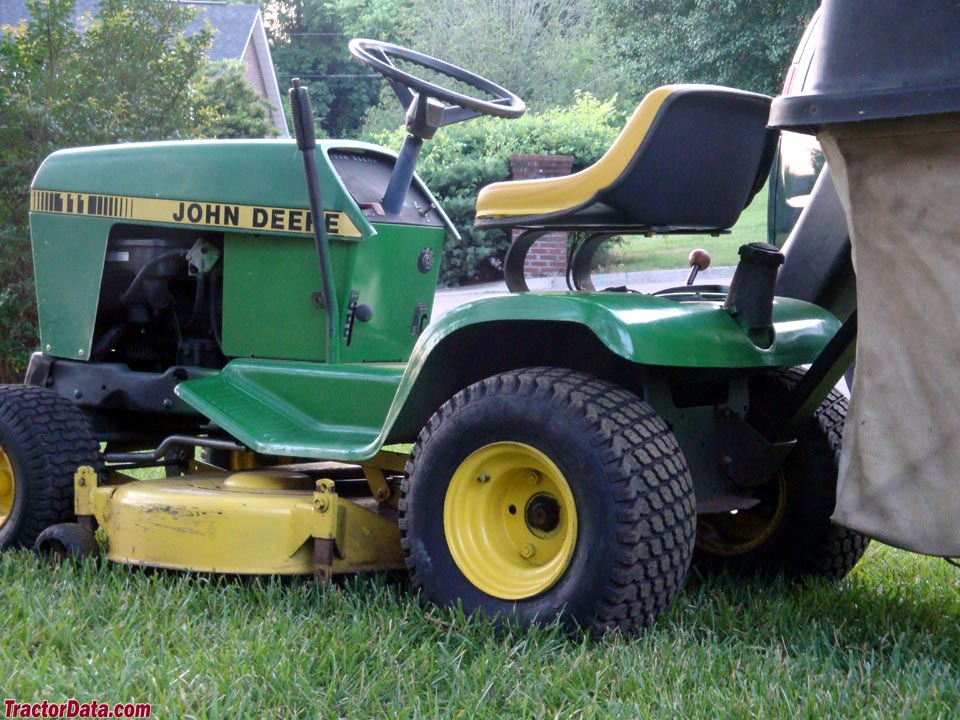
[0,445,15,528]
[696,472,788,556]
[444,442,578,600]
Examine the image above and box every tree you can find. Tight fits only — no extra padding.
[597,0,817,98]
[328,0,410,41]
[395,0,619,112]
[0,0,214,149]
[265,0,619,134]
[0,0,269,382]
[0,0,213,219]
[193,60,278,139]
[265,0,386,137]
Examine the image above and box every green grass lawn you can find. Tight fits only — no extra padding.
[2,543,957,718]
[595,186,769,273]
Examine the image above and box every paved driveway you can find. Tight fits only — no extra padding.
[432,266,736,317]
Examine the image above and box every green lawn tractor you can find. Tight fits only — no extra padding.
[0,41,867,634]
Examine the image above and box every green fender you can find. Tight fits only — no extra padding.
[415,291,838,368]
[176,291,839,461]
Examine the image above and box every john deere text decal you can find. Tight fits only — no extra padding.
[30,190,362,238]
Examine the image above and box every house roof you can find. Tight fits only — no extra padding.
[0,0,100,29]
[185,2,259,63]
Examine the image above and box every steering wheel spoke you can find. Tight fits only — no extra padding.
[439,105,483,125]
[389,79,416,109]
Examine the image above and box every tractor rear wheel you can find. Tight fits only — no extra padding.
[401,367,696,634]
[694,368,869,578]
[0,386,101,550]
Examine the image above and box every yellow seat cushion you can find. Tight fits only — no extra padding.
[475,86,677,220]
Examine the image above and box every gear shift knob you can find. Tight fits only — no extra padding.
[686,249,711,285]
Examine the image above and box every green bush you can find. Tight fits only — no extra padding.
[0,228,36,383]
[369,93,625,286]
[192,61,279,140]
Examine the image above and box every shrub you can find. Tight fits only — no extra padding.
[192,61,279,140]
[369,93,624,286]
[0,227,36,383]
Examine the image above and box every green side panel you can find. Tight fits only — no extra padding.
[222,223,443,363]
[175,359,404,461]
[29,214,113,360]
[338,223,444,363]
[222,233,349,361]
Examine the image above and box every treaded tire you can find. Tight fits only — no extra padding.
[0,385,102,550]
[695,368,869,578]
[34,522,100,562]
[401,367,696,634]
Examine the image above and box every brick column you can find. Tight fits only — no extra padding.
[508,155,574,278]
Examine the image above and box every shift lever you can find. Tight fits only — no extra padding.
[686,249,711,285]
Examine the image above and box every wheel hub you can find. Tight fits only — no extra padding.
[444,442,578,600]
[525,493,561,537]
[695,472,788,556]
[0,447,14,525]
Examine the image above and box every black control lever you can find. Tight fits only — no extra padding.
[290,78,340,363]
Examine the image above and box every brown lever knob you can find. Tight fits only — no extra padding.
[686,249,711,285]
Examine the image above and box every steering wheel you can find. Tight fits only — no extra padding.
[348,39,525,131]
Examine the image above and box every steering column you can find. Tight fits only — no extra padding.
[349,39,525,214]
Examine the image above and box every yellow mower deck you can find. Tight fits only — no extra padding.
[73,464,406,578]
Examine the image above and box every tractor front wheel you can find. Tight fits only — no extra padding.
[401,368,696,634]
[0,386,101,550]
[34,522,100,562]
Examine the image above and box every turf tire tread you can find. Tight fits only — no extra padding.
[401,367,695,634]
[0,385,101,549]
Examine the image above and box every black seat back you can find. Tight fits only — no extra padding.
[602,87,777,229]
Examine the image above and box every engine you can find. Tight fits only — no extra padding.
[93,227,225,371]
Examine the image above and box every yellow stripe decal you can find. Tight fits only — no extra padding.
[29,190,362,238]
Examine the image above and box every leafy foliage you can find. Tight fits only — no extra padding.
[0,226,36,384]
[329,0,411,41]
[597,0,817,97]
[192,60,278,139]
[395,0,620,113]
[370,94,624,285]
[265,0,619,135]
[266,0,385,137]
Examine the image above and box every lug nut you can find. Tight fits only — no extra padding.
[520,543,537,559]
